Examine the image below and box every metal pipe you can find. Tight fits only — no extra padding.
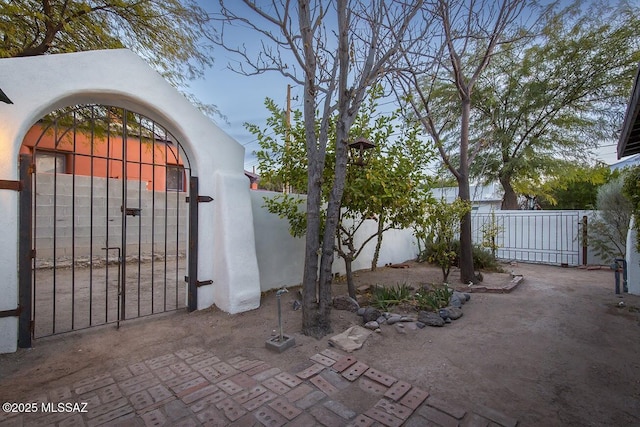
[276,288,288,342]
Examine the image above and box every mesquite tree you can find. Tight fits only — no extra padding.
[394,0,534,284]
[469,1,640,209]
[213,0,424,337]
[0,0,218,115]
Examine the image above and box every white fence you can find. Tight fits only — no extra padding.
[471,210,583,266]
[251,198,615,292]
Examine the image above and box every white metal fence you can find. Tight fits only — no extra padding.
[470,210,585,266]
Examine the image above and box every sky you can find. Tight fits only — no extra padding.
[190,63,301,172]
[190,63,626,171]
[189,1,628,173]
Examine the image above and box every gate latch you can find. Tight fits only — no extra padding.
[184,276,213,287]
[185,195,213,203]
[121,206,141,216]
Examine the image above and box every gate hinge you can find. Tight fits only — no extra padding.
[0,180,22,191]
[0,306,22,318]
[185,195,214,203]
[196,280,213,287]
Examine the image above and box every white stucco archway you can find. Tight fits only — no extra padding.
[0,49,261,353]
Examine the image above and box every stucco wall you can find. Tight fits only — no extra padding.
[250,191,419,292]
[626,217,640,295]
[0,50,261,353]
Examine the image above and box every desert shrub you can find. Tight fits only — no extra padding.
[590,176,631,262]
[414,284,451,311]
[369,283,413,311]
[471,245,501,271]
[413,198,471,282]
[419,240,500,271]
[369,283,455,312]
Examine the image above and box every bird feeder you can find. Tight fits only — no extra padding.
[348,137,375,166]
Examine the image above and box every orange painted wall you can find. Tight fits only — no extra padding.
[20,123,186,191]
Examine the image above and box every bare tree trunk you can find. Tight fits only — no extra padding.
[304,0,352,338]
[299,0,324,337]
[458,96,477,284]
[345,257,356,299]
[500,173,519,210]
[371,213,385,271]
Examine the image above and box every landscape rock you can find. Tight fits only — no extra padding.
[438,308,451,320]
[333,295,360,312]
[357,284,371,294]
[452,291,469,305]
[376,316,387,325]
[447,306,463,320]
[417,311,445,327]
[357,307,366,316]
[449,294,463,308]
[364,321,380,330]
[362,307,382,323]
[386,315,403,325]
[416,322,426,329]
[328,325,372,352]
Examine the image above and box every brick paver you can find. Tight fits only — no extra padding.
[3,346,519,427]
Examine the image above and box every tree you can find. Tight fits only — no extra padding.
[0,0,218,115]
[214,0,423,338]
[394,0,532,284]
[469,0,640,209]
[250,91,435,300]
[414,198,471,282]
[528,164,614,210]
[589,176,632,262]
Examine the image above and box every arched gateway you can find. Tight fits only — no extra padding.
[0,50,261,353]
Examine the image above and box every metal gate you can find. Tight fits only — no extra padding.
[471,210,582,266]
[18,105,198,341]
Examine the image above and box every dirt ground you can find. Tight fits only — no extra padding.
[1,261,639,426]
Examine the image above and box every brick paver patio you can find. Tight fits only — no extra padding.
[0,346,518,426]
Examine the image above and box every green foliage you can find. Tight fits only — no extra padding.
[0,0,216,113]
[480,209,503,256]
[466,2,640,208]
[419,240,501,272]
[250,88,436,297]
[468,245,501,271]
[588,176,632,262]
[369,283,452,313]
[531,164,615,210]
[262,194,308,238]
[369,284,413,311]
[414,285,451,312]
[414,198,471,282]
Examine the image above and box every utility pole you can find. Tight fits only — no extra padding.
[284,84,292,194]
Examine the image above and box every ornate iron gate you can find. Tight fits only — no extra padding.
[20,105,196,340]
